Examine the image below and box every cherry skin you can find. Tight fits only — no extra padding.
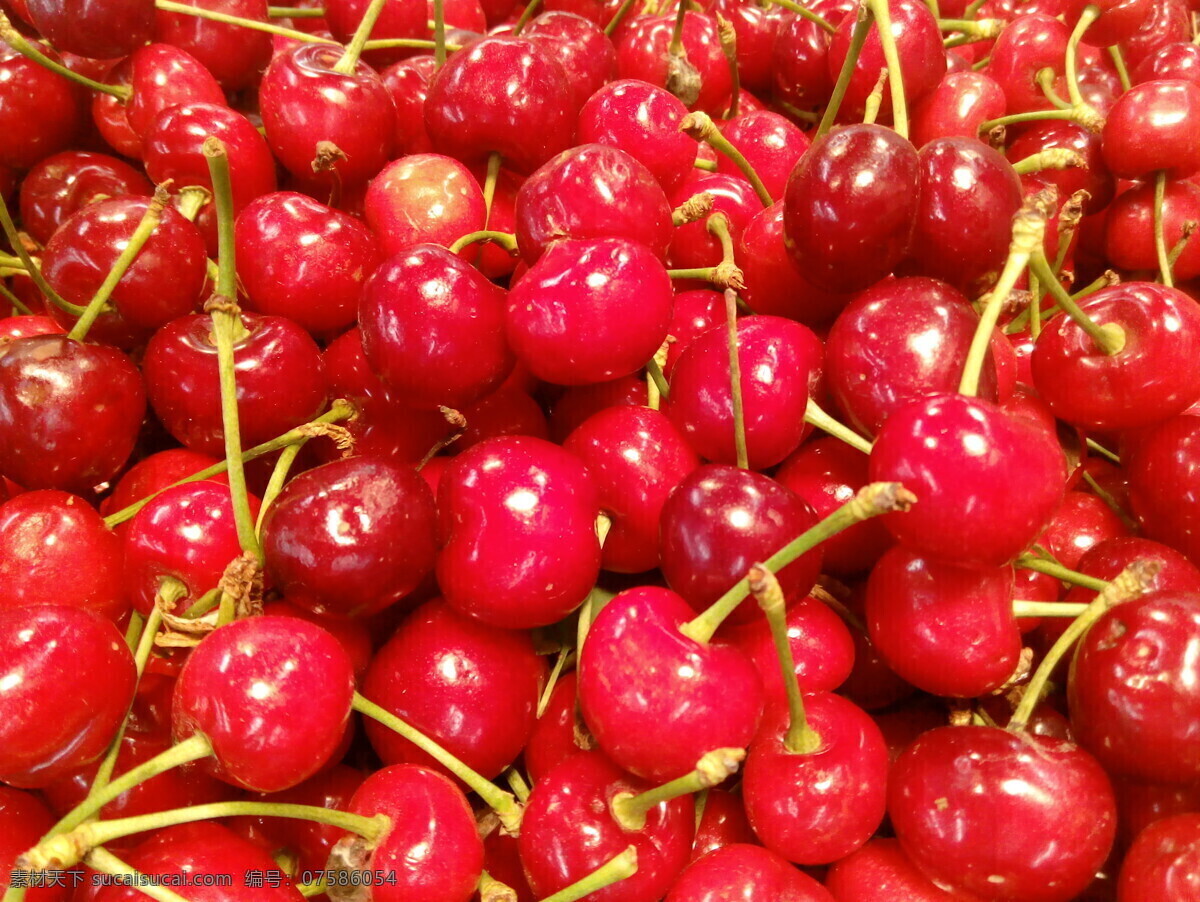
[324,0,425,68]
[1121,0,1192,75]
[381,54,436,155]
[1063,0,1154,57]
[667,171,761,269]
[666,315,821,469]
[666,843,836,902]
[549,374,648,441]
[1102,79,1200,179]
[173,615,355,792]
[0,604,136,788]
[770,0,853,113]
[261,601,373,681]
[742,693,889,865]
[362,598,545,779]
[614,11,732,115]
[519,751,695,902]
[362,153,486,258]
[143,312,328,457]
[0,335,145,495]
[506,237,674,386]
[688,787,756,861]
[0,44,85,172]
[1126,415,1200,565]
[825,837,982,901]
[456,386,549,452]
[865,546,1021,698]
[707,0,783,93]
[1118,813,1200,901]
[525,670,590,783]
[563,405,700,574]
[910,70,1005,147]
[659,464,822,623]
[783,123,920,294]
[985,14,1070,114]
[19,151,152,246]
[0,490,127,623]
[24,0,153,59]
[424,35,575,174]
[1035,490,1129,571]
[868,393,1066,567]
[100,447,224,539]
[1007,121,1114,215]
[261,455,438,618]
[437,435,600,629]
[889,725,1116,902]
[359,243,512,409]
[1,785,69,902]
[521,10,618,111]
[578,585,764,782]
[153,0,273,90]
[716,111,809,202]
[1136,41,1200,88]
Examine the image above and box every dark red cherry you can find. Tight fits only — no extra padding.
[659,464,822,623]
[362,598,545,779]
[783,123,920,294]
[24,0,152,59]
[770,0,853,113]
[869,393,1066,567]
[614,11,732,114]
[688,786,756,861]
[1007,122,1113,215]
[716,111,809,201]
[1115,776,1200,850]
[1036,490,1129,570]
[579,585,763,782]
[889,725,1116,902]
[525,670,588,784]
[0,336,144,495]
[261,455,437,618]
[0,604,135,788]
[424,35,575,174]
[826,836,990,901]
[0,44,85,172]
[705,0,782,93]
[362,153,486,258]
[910,70,1005,147]
[122,44,227,148]
[1104,179,1200,280]
[1118,813,1200,900]
[661,290,723,377]
[381,54,436,155]
[153,0,272,90]
[522,10,618,111]
[19,151,151,246]
[667,843,835,901]
[986,14,1070,115]
[456,385,548,452]
[1127,416,1200,565]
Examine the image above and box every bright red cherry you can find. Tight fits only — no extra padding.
[19,151,151,246]
[986,15,1070,115]
[1007,120,1114,214]
[910,70,1005,147]
[0,44,85,172]
[1062,0,1154,56]
[826,837,984,901]
[380,54,436,155]
[770,0,853,113]
[153,0,273,90]
[1,785,70,901]
[1118,813,1200,901]
[1127,415,1200,565]
[522,10,618,111]
[24,0,153,58]
[1103,79,1200,179]
[100,447,224,538]
[325,0,425,68]
[716,111,809,201]
[1036,490,1129,571]
[688,786,756,861]
[666,843,835,901]
[667,171,760,269]
[362,153,486,258]
[614,11,732,115]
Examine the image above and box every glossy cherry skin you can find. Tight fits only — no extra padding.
[1061,0,1151,56]
[825,837,982,901]
[456,386,548,452]
[1127,416,1200,564]
[743,693,889,865]
[865,547,1021,697]
[362,598,544,779]
[324,0,425,68]
[770,0,852,112]
[563,405,699,573]
[0,44,84,172]
[100,448,223,537]
[0,605,135,788]
[1036,490,1128,570]
[659,464,822,623]
[716,111,809,202]
[869,393,1066,567]
[506,237,673,386]
[889,725,1116,902]
[986,15,1070,114]
[381,54,436,155]
[1118,813,1200,900]
[424,36,574,174]
[1112,177,1200,275]
[437,435,600,628]
[0,336,145,495]
[576,79,696,194]
[666,843,835,902]
[359,243,512,409]
[688,786,756,861]
[1031,283,1200,432]
[19,151,151,246]
[173,615,355,792]
[1,785,69,901]
[783,124,920,294]
[153,0,273,90]
[24,0,152,58]
[666,315,821,469]
[1007,121,1114,215]
[143,312,327,457]
[579,586,763,781]
[525,670,589,784]
[515,143,672,264]
[123,480,262,615]
[615,10,731,115]
[519,752,695,902]
[1136,41,1200,87]
[825,276,1007,437]
[0,490,127,623]
[261,455,437,618]
[910,70,1005,147]
[362,153,486,258]
[522,10,618,111]
[1102,80,1200,179]
[667,171,761,269]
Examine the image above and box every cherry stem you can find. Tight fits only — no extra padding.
[535,847,638,902]
[536,647,574,717]
[84,849,191,902]
[1064,6,1100,112]
[154,0,335,42]
[432,0,447,65]
[752,563,822,753]
[268,4,327,14]
[959,187,1054,396]
[862,67,888,124]
[864,0,908,138]
[482,152,502,223]
[803,398,873,454]
[102,400,355,528]
[254,443,307,536]
[646,344,670,410]
[977,109,1092,136]
[505,768,532,804]
[609,749,744,831]
[693,157,718,171]
[668,0,687,56]
[0,186,85,317]
[604,0,637,35]
[672,191,715,226]
[681,112,772,206]
[1015,553,1109,592]
[1013,600,1088,618]
[762,0,835,34]
[203,138,262,563]
[817,3,873,139]
[334,0,388,72]
[511,0,542,35]
[1034,67,1072,110]
[479,871,518,902]
[680,482,917,643]
[1009,560,1159,731]
[21,803,389,872]
[67,185,168,342]
[1027,250,1125,355]
[1169,222,1198,269]
[176,186,212,223]
[351,692,523,833]
[716,13,740,118]
[363,36,456,49]
[1108,45,1131,91]
[722,286,749,470]
[447,230,518,255]
[0,282,31,316]
[1154,170,1175,288]
[0,12,132,99]
[1011,148,1085,175]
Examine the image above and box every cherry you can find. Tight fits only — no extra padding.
[666,843,835,901]
[23,0,151,59]
[381,54,436,156]
[153,0,273,90]
[1102,79,1200,179]
[1115,777,1200,851]
[437,435,600,628]
[1104,179,1200,280]
[666,315,821,469]
[1121,0,1191,74]
[424,35,575,174]
[889,725,1116,902]
[1118,812,1200,900]
[783,123,920,294]
[869,393,1066,567]
[1062,0,1153,50]
[0,489,127,622]
[0,44,85,172]
[1136,41,1200,88]
[985,14,1070,115]
[525,669,590,783]
[1,785,69,902]
[1036,490,1129,570]
[456,386,548,451]
[143,311,328,457]
[358,243,512,409]
[688,787,756,861]
[614,10,732,115]
[261,455,438,618]
[910,70,1005,147]
[825,837,981,901]
[362,153,486,257]
[1127,415,1200,565]
[563,405,699,574]
[100,447,224,534]
[659,292,722,377]
[770,0,853,113]
[1008,121,1113,215]
[715,111,809,202]
[514,143,672,264]
[19,151,151,246]
[506,237,674,386]
[120,44,228,152]
[0,335,145,495]
[521,10,618,111]
[325,0,425,68]
[0,604,135,788]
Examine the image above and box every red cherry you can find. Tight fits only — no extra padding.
[667,171,760,269]
[525,669,589,783]
[707,0,784,93]
[153,0,272,90]
[825,837,982,901]
[124,45,227,147]
[521,10,618,111]
[1127,415,1200,564]
[380,54,436,155]
[716,111,809,201]
[985,14,1070,115]
[1062,0,1153,50]
[1,785,69,902]
[456,386,549,452]
[1036,490,1129,570]
[24,0,152,58]
[0,44,85,172]
[18,151,151,246]
[1104,178,1200,280]
[1118,813,1200,900]
[100,447,224,535]
[362,153,486,257]
[325,0,425,68]
[666,843,835,901]
[1102,79,1200,179]
[614,11,732,114]
[910,70,1005,147]
[770,0,853,112]
[1007,121,1114,214]
[1136,41,1200,88]
[688,786,756,861]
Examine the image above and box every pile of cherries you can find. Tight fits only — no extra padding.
[5,0,1200,897]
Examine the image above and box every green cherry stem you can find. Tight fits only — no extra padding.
[68,185,169,343]
[1027,249,1125,354]
[762,0,835,33]
[84,849,192,902]
[482,152,503,222]
[362,37,456,50]
[646,343,671,410]
[1012,600,1089,618]
[0,12,132,98]
[479,871,518,902]
[723,286,749,470]
[0,181,84,317]
[817,3,872,139]
[1154,170,1175,288]
[1108,45,1131,91]
[804,398,873,454]
[268,4,327,14]
[1034,67,1072,110]
[716,13,740,118]
[155,0,336,42]
[536,647,574,718]
[1064,5,1101,111]
[862,67,889,124]
[535,847,638,902]
[333,0,389,72]
[864,0,908,139]
[681,112,772,206]
[609,748,744,831]
[511,0,542,35]
[432,0,447,63]
[351,692,523,833]
[0,282,31,316]
[604,0,637,36]
[1011,148,1085,176]
[751,563,820,753]
[446,230,519,255]
[1086,436,1120,464]
[666,213,746,291]
[1015,552,1109,592]
[976,108,1093,136]
[679,482,917,643]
